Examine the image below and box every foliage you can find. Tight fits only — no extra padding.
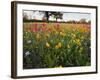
[49,12,63,21]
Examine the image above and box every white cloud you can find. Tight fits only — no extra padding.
[23,11,45,20]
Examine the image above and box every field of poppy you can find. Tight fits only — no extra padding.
[23,22,91,69]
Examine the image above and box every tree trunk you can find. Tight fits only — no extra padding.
[56,18,57,22]
[45,12,49,22]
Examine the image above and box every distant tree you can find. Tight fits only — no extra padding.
[42,16,47,21]
[67,20,77,23]
[44,11,63,22]
[49,12,63,22]
[88,20,91,24]
[23,13,28,20]
[79,18,87,24]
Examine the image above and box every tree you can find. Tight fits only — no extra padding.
[88,20,91,24]
[23,12,28,20]
[49,12,63,22]
[45,11,49,21]
[79,18,87,24]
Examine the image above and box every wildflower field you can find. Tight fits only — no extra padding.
[23,22,91,69]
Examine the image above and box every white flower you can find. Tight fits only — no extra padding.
[61,39,64,42]
[25,51,31,56]
[27,40,31,44]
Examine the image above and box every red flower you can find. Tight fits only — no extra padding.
[48,28,52,32]
[56,23,60,27]
[54,23,60,31]
[31,26,38,33]
[41,27,47,32]
[33,23,38,27]
[42,23,47,27]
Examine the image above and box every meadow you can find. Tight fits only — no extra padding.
[23,22,91,69]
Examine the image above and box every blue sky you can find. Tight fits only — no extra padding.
[24,11,91,22]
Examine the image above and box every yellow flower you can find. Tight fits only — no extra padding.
[54,65,63,68]
[46,42,50,48]
[59,65,63,68]
[45,34,50,37]
[60,32,66,37]
[81,36,84,39]
[58,42,62,48]
[55,42,62,49]
[76,39,80,43]
[76,39,81,46]
[73,40,76,43]
[72,33,76,38]
[67,44,70,48]
[60,32,62,35]
[36,33,41,39]
[79,47,83,53]
[55,45,59,49]
[55,31,59,35]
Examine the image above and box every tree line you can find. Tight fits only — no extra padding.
[23,11,91,24]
